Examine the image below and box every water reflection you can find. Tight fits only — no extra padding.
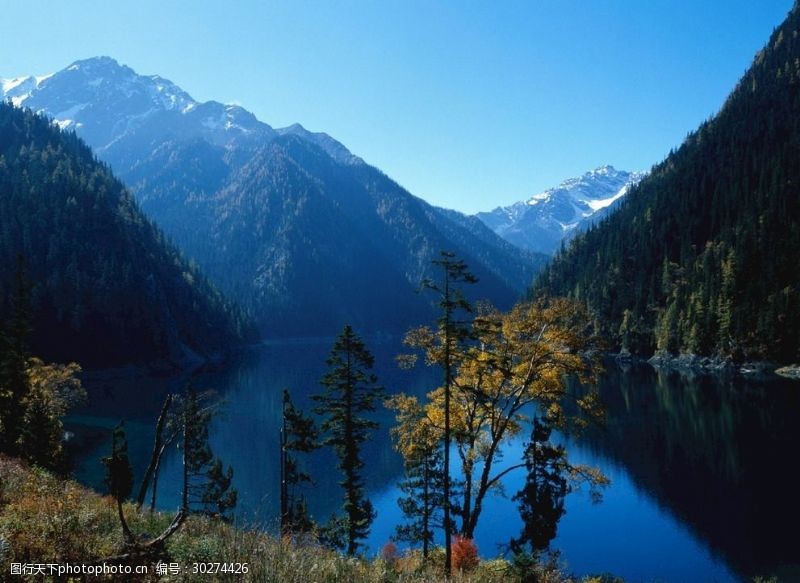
[510,418,569,557]
[574,363,800,580]
[68,339,436,526]
[66,346,800,582]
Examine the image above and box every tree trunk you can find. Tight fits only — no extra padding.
[137,394,173,510]
[422,456,430,559]
[443,275,452,575]
[280,397,288,533]
[117,499,134,545]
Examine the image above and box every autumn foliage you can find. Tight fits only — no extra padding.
[380,541,400,567]
[451,536,480,572]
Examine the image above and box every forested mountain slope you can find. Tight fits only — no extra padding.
[0,103,253,367]
[2,57,546,335]
[534,3,800,363]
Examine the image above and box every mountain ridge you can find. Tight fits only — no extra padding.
[0,102,255,367]
[476,165,645,255]
[533,3,800,362]
[3,57,547,336]
[1,56,356,163]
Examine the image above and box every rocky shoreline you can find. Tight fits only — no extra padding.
[615,349,800,380]
[775,365,800,380]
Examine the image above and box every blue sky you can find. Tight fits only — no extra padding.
[0,1,793,213]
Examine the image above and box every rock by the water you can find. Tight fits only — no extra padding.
[775,365,800,380]
[616,348,634,362]
[648,351,736,373]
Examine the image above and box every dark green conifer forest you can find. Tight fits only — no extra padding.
[0,103,254,367]
[534,4,800,363]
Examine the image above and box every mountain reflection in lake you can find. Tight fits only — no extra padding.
[67,341,799,582]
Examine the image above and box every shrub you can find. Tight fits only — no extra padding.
[452,536,480,572]
[380,541,400,568]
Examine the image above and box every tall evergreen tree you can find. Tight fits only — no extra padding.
[182,387,238,519]
[103,422,135,544]
[387,394,447,560]
[280,389,319,535]
[404,250,477,574]
[313,325,384,556]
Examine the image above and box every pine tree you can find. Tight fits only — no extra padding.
[404,250,477,574]
[387,394,446,559]
[103,422,135,544]
[17,391,62,469]
[280,389,319,535]
[313,325,384,556]
[182,387,237,519]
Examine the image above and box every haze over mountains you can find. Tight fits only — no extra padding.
[476,166,645,255]
[2,57,546,336]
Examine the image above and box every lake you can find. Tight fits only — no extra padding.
[66,339,800,582]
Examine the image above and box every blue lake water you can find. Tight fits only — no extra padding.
[66,339,800,582]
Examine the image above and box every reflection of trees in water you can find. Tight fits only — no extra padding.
[71,340,430,530]
[510,417,568,558]
[571,363,800,578]
[511,415,609,567]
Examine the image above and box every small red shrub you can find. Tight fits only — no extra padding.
[380,541,400,567]
[451,536,479,572]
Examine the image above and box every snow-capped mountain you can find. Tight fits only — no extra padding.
[0,56,366,170]
[476,166,645,255]
[2,57,546,335]
[0,57,281,159]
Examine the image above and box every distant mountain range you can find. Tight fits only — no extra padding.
[2,58,547,336]
[476,166,645,255]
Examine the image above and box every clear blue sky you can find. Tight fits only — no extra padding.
[0,1,793,213]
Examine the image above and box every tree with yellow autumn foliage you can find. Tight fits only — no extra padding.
[17,358,85,471]
[397,297,607,541]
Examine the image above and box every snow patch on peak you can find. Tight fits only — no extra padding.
[53,103,88,120]
[589,164,615,176]
[476,166,647,255]
[523,166,643,209]
[527,192,550,206]
[2,76,31,93]
[54,119,80,130]
[1,74,54,106]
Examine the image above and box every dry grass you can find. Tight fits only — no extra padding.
[0,456,593,582]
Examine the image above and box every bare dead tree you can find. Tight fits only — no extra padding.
[136,394,173,510]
